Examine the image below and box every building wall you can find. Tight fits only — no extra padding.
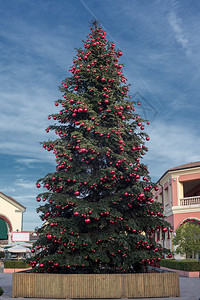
[154,165,200,258]
[0,195,24,233]
[172,212,200,231]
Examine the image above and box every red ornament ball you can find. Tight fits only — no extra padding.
[85,218,91,224]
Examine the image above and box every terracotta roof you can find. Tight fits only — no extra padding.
[168,161,200,171]
[0,192,26,210]
[157,161,200,183]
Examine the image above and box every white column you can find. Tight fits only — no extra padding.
[8,230,12,244]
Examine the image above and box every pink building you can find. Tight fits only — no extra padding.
[154,162,200,258]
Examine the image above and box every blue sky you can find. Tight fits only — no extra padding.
[1,0,200,231]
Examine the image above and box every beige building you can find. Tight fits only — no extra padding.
[0,192,26,244]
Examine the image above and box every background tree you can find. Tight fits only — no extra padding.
[173,222,200,259]
[29,20,170,274]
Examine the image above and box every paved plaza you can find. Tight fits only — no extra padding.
[0,273,199,300]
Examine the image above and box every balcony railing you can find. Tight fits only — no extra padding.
[180,196,200,206]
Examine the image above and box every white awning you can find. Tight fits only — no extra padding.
[7,245,31,253]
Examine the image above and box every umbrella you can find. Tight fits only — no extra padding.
[7,245,31,253]
[0,247,4,252]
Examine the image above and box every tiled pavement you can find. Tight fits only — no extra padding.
[0,273,199,300]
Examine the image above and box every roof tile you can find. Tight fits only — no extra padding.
[168,161,200,171]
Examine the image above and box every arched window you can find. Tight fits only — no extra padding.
[180,218,200,227]
[0,218,8,240]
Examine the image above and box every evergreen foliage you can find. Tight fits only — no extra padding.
[29,21,170,273]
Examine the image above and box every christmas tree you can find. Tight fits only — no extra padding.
[30,21,170,273]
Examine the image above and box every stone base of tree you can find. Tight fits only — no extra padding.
[12,272,180,298]
[160,266,199,278]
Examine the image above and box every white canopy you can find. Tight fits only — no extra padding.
[6,242,32,248]
[7,245,31,253]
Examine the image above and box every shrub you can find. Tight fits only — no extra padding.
[0,252,5,259]
[160,259,200,271]
[4,260,30,269]
[0,287,4,296]
[173,223,200,257]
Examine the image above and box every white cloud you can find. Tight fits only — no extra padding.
[22,210,42,231]
[14,195,36,199]
[0,84,58,162]
[145,119,200,180]
[0,17,76,71]
[15,178,35,189]
[15,158,55,171]
[16,158,42,166]
[0,187,16,194]
[168,11,190,53]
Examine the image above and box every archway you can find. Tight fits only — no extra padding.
[178,218,200,260]
[0,215,12,244]
[0,218,8,239]
[179,218,200,227]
